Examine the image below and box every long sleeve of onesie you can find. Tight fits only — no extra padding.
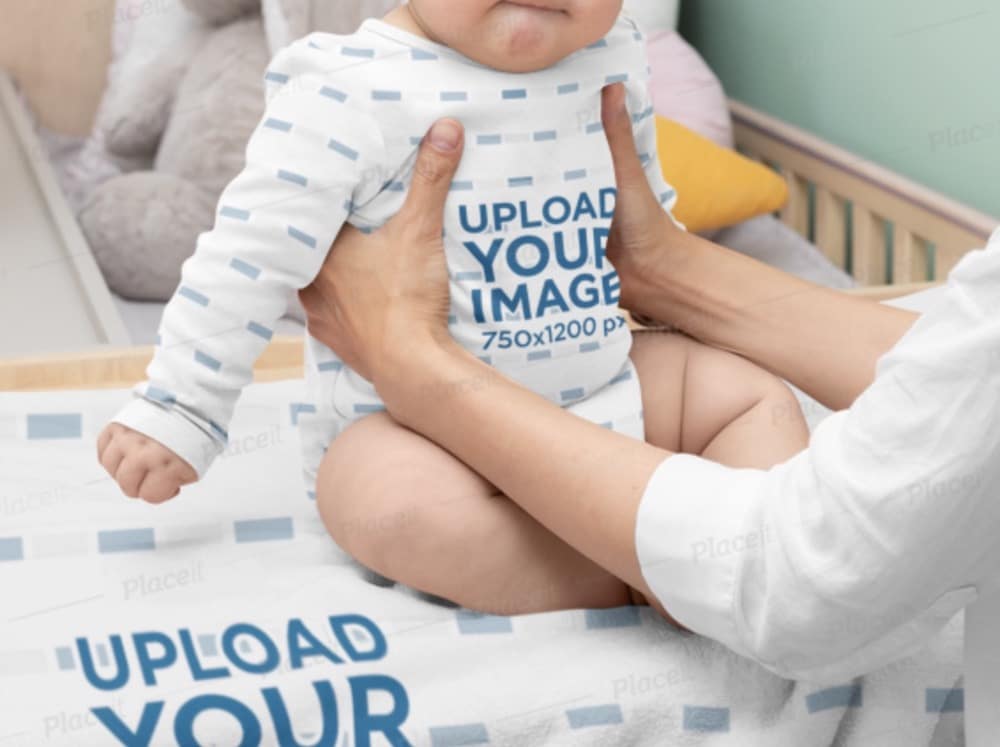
[625,74,683,228]
[109,40,386,479]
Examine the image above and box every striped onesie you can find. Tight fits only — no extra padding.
[109,12,680,501]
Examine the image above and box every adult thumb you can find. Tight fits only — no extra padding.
[600,83,654,199]
[395,118,465,241]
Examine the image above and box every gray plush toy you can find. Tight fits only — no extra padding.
[80,0,397,308]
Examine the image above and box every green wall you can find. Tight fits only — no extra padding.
[679,0,1000,219]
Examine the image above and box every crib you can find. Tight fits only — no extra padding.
[1,101,998,744]
[730,101,996,293]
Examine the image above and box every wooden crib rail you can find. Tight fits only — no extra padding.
[0,335,306,393]
[731,100,999,286]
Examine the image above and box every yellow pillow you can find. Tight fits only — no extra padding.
[654,116,788,233]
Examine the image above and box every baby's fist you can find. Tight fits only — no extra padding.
[97,423,198,503]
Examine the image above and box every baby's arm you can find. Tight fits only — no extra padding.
[98,38,387,501]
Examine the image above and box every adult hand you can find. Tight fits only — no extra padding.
[297,119,465,383]
[298,84,675,380]
[599,83,684,317]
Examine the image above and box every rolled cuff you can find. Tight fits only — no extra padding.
[634,453,766,658]
[110,396,223,480]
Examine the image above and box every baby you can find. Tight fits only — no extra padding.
[98,0,809,615]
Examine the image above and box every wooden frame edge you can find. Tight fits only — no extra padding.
[0,335,305,393]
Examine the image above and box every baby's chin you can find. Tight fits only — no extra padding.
[460,4,578,72]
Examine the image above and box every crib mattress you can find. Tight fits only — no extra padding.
[0,368,966,746]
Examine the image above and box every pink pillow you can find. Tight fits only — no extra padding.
[645,30,733,149]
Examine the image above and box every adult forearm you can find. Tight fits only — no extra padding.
[376,336,671,591]
[624,228,919,411]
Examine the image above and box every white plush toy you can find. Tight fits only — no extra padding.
[79,0,675,305]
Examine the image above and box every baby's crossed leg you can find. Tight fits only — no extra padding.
[315,330,809,619]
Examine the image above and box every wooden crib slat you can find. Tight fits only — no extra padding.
[891,227,929,284]
[851,207,887,285]
[814,188,847,269]
[730,100,997,292]
[933,244,974,281]
[781,171,810,237]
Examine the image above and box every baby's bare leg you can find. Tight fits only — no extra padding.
[630,329,809,469]
[624,330,808,620]
[317,332,806,622]
[315,412,634,615]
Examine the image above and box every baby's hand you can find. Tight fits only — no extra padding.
[97,423,198,503]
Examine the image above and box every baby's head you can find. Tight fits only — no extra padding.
[403,0,624,72]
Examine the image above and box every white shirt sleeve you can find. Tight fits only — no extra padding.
[635,235,1000,682]
[109,39,387,479]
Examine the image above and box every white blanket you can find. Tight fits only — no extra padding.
[0,323,965,745]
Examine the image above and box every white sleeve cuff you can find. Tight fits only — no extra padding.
[634,453,767,658]
[110,395,224,480]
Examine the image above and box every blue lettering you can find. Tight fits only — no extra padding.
[593,227,609,269]
[221,623,280,675]
[602,270,620,305]
[458,204,488,233]
[553,231,586,271]
[77,635,129,691]
[263,680,339,747]
[536,279,570,316]
[471,288,485,323]
[330,614,388,662]
[92,702,163,747]
[572,192,598,221]
[287,618,344,668]
[568,274,600,308]
[599,187,616,218]
[519,201,543,229]
[492,203,517,231]
[133,632,177,687]
[174,694,261,747]
[179,628,230,681]
[542,196,571,225]
[508,236,549,277]
[351,675,411,747]
[491,284,532,321]
[463,239,503,282]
